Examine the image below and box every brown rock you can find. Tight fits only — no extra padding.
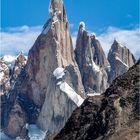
[12,51,27,81]
[3,0,85,139]
[5,102,27,138]
[54,60,140,140]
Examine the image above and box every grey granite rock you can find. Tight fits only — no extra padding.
[75,23,110,94]
[108,39,136,84]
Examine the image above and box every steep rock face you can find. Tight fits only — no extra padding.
[0,52,27,129]
[75,23,110,93]
[4,0,84,138]
[108,40,136,84]
[24,0,84,106]
[54,60,140,140]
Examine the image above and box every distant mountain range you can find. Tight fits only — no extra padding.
[0,0,139,140]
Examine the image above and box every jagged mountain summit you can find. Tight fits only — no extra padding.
[54,60,140,140]
[108,39,136,84]
[2,0,84,139]
[75,22,110,94]
[0,0,138,140]
[0,52,27,96]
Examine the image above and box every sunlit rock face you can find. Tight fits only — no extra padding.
[108,39,136,84]
[3,0,85,139]
[75,23,110,94]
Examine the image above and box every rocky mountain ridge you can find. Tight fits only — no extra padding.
[0,0,137,140]
[75,22,110,94]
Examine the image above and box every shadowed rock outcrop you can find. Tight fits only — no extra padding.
[54,60,140,140]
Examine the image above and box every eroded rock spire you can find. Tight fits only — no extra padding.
[3,0,84,139]
[75,22,110,94]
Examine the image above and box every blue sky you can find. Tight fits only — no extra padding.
[1,0,140,58]
[1,0,139,32]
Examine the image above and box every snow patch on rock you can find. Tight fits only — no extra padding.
[115,56,129,67]
[92,61,100,72]
[53,67,65,79]
[60,82,84,107]
[0,124,46,140]
[2,55,16,62]
[1,55,16,69]
[87,93,101,96]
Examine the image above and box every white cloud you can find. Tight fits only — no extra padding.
[71,32,77,49]
[97,26,140,59]
[1,25,139,60]
[0,25,42,56]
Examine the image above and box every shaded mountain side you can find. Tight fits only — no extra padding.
[54,60,140,140]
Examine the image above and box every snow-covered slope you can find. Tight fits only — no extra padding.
[60,82,84,107]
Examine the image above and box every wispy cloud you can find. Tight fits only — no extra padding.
[1,25,140,59]
[97,26,140,59]
[0,26,42,56]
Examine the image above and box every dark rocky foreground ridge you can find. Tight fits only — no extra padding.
[0,0,138,139]
[54,60,140,140]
